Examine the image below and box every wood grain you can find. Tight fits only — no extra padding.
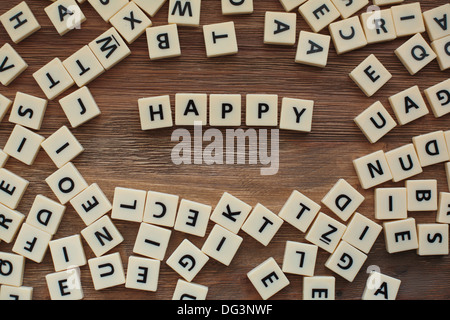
[0,0,449,300]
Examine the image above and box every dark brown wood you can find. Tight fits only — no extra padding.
[0,0,449,300]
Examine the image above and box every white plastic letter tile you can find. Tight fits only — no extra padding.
[246,94,278,127]
[201,224,243,266]
[0,203,24,243]
[437,192,450,224]
[0,94,12,123]
[0,252,25,287]
[9,92,47,130]
[111,187,146,222]
[168,0,201,27]
[349,54,392,97]
[0,43,28,86]
[305,212,346,253]
[44,0,86,36]
[41,126,84,168]
[362,272,401,300]
[138,95,173,130]
[59,86,101,128]
[423,4,450,42]
[295,31,331,68]
[342,212,382,254]
[146,24,181,60]
[329,16,367,55]
[417,223,449,256]
[88,27,131,70]
[0,2,41,44]
[166,239,209,282]
[210,192,252,234]
[374,187,407,220]
[110,2,152,44]
[125,256,160,292]
[0,168,29,210]
[0,285,33,300]
[391,2,425,37]
[354,101,397,144]
[81,215,123,257]
[45,162,88,204]
[175,93,208,126]
[134,0,167,17]
[406,179,438,212]
[431,35,450,71]
[383,217,418,253]
[331,0,368,19]
[174,199,212,237]
[26,194,66,236]
[203,21,238,57]
[264,12,297,46]
[385,143,423,182]
[321,178,365,222]
[12,223,52,263]
[278,190,321,233]
[142,190,179,227]
[3,124,44,166]
[353,150,392,189]
[303,276,335,300]
[209,94,241,126]
[394,33,436,75]
[282,241,318,277]
[33,58,74,100]
[241,203,283,246]
[87,0,129,22]
[325,240,367,282]
[62,45,105,87]
[88,252,125,290]
[412,130,449,167]
[172,279,208,300]
[221,0,253,15]
[247,257,289,300]
[45,268,83,300]
[424,79,450,118]
[298,0,340,33]
[70,183,112,226]
[133,222,172,261]
[49,234,87,271]
[279,97,314,132]
[361,8,397,44]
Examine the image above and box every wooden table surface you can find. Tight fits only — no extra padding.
[0,0,449,300]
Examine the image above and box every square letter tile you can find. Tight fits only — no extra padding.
[49,234,87,271]
[431,35,450,71]
[172,279,208,300]
[354,101,397,144]
[41,126,84,168]
[70,183,112,226]
[353,150,392,189]
[168,0,201,27]
[331,0,368,19]
[62,45,105,87]
[210,192,252,234]
[12,223,52,263]
[0,285,33,300]
[437,192,450,224]
[142,190,179,227]
[111,186,146,223]
[278,190,321,233]
[412,130,449,167]
[110,2,152,44]
[362,272,401,300]
[298,0,340,33]
[329,16,367,55]
[349,54,392,97]
[417,223,449,256]
[26,194,66,236]
[44,0,86,36]
[374,187,407,220]
[264,12,296,46]
[59,86,101,128]
[221,0,253,15]
[325,240,367,282]
[45,162,88,204]
[321,178,365,222]
[9,92,47,131]
[146,24,181,60]
[424,79,450,118]
[0,168,29,210]
[174,199,212,237]
[246,94,278,127]
[88,252,125,290]
[175,93,208,126]
[385,143,423,182]
[201,224,243,266]
[295,31,331,68]
[391,2,425,37]
[125,255,160,292]
[303,276,335,300]
[342,212,382,254]
[0,1,41,44]
[33,58,74,100]
[166,239,209,282]
[394,33,436,75]
[81,215,123,257]
[282,241,318,276]
[383,217,418,253]
[360,8,397,44]
[3,124,44,166]
[279,97,314,132]
[134,0,167,17]
[209,94,241,126]
[0,43,28,86]
[406,179,438,212]
[247,257,289,300]
[87,0,129,22]
[0,252,25,287]
[88,27,131,70]
[203,21,238,57]
[423,4,450,42]
[45,268,83,300]
[305,212,346,253]
[133,222,172,260]
[241,203,283,246]
[0,203,24,243]
[138,95,173,130]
